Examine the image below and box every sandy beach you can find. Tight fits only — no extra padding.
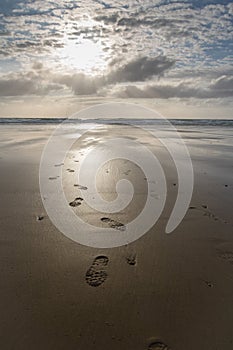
[0,121,233,350]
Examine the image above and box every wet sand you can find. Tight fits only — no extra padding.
[0,123,233,349]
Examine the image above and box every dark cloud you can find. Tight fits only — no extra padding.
[0,73,63,96]
[53,55,175,95]
[55,73,103,95]
[117,16,185,29]
[94,13,119,24]
[16,41,39,49]
[108,56,175,83]
[210,75,233,91]
[1,57,232,99]
[0,0,232,102]
[32,62,43,70]
[0,49,9,56]
[0,78,35,96]
[2,57,233,99]
[114,75,233,99]
[0,31,11,36]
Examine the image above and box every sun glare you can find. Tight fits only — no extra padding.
[58,38,108,75]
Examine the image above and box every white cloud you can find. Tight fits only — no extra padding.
[0,0,232,107]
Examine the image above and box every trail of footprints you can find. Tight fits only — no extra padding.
[47,160,231,349]
[68,198,126,232]
[189,205,229,225]
[49,161,131,232]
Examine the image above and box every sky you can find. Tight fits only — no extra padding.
[0,0,232,118]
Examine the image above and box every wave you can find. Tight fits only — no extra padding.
[0,117,233,126]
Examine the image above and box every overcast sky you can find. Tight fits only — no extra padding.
[0,0,232,118]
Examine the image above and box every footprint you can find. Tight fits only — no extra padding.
[150,193,160,200]
[101,217,126,231]
[126,254,136,266]
[218,251,233,264]
[49,176,59,180]
[74,184,88,190]
[67,168,75,173]
[108,221,126,231]
[36,215,44,221]
[148,340,169,350]
[85,256,109,287]
[54,163,64,167]
[101,217,112,223]
[69,197,84,207]
[203,280,214,288]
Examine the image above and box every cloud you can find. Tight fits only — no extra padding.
[0,0,232,104]
[1,0,232,65]
[94,13,119,24]
[51,55,175,95]
[210,75,233,91]
[0,78,36,96]
[107,56,175,83]
[32,62,43,70]
[54,73,103,95]
[1,59,233,100]
[112,75,233,99]
[0,71,64,96]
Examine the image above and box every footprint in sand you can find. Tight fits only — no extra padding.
[126,254,137,266]
[49,176,59,180]
[36,215,44,221]
[203,280,214,288]
[74,184,88,190]
[218,251,233,264]
[67,168,75,173]
[85,255,109,287]
[150,193,160,200]
[54,163,64,167]
[147,340,169,350]
[69,197,83,207]
[101,217,126,231]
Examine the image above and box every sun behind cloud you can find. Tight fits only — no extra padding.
[58,38,107,74]
[0,1,232,117]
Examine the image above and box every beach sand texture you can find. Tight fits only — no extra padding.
[0,122,233,350]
